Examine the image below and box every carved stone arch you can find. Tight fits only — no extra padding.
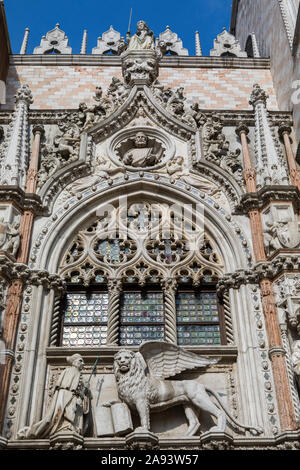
[32,180,251,275]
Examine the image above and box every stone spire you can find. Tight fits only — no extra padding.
[0,84,33,189]
[249,84,289,189]
[80,29,87,54]
[20,28,29,54]
[195,31,202,56]
[251,32,260,58]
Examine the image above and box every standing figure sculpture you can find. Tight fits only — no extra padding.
[18,354,90,439]
[127,21,155,51]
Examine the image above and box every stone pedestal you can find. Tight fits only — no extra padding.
[0,436,7,449]
[49,431,84,450]
[200,431,234,450]
[121,50,159,86]
[125,429,159,450]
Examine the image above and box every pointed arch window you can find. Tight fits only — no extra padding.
[56,207,230,348]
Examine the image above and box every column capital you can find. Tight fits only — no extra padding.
[32,124,45,136]
[278,123,292,138]
[235,123,249,137]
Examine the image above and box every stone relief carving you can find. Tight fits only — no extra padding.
[150,81,205,129]
[117,131,165,168]
[18,354,91,439]
[33,24,72,54]
[202,115,244,185]
[103,342,263,436]
[0,218,20,258]
[262,206,300,257]
[67,155,124,196]
[275,274,300,333]
[38,124,80,189]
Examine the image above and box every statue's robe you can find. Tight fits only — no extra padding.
[123,147,154,167]
[128,32,154,51]
[23,366,89,438]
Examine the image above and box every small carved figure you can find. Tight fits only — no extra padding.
[18,354,90,439]
[127,21,155,51]
[292,341,300,391]
[123,132,163,168]
[167,156,217,193]
[103,341,263,436]
[0,218,20,257]
[56,126,80,159]
[68,155,125,196]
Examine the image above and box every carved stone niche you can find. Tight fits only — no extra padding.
[274,274,300,334]
[121,50,159,86]
[107,127,175,171]
[262,203,300,257]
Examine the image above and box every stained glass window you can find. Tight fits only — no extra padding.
[61,292,108,347]
[176,290,222,345]
[120,291,165,345]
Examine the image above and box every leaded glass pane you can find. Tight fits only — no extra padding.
[176,291,221,345]
[176,292,219,323]
[120,325,164,345]
[177,325,221,345]
[120,291,165,345]
[62,292,109,347]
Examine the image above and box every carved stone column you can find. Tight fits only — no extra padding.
[279,124,300,190]
[236,124,257,193]
[0,279,23,428]
[260,279,296,430]
[26,124,44,194]
[161,278,177,344]
[106,279,122,345]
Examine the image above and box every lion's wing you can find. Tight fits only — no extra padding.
[139,341,220,379]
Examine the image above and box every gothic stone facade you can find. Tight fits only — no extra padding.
[0,10,300,452]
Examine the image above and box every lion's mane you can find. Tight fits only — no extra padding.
[114,351,157,408]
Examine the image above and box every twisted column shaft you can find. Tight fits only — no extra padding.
[162,279,177,344]
[106,280,122,345]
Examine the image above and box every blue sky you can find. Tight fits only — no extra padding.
[4,0,233,56]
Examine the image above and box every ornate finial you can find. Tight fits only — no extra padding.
[15,84,33,106]
[249,84,268,107]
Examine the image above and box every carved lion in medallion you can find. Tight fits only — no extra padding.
[105,342,262,436]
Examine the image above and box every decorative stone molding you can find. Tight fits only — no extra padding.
[125,430,159,450]
[33,24,72,54]
[157,26,188,56]
[121,50,159,86]
[92,26,123,55]
[210,29,247,58]
[0,84,33,190]
[234,186,300,214]
[249,84,289,189]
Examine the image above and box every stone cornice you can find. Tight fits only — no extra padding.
[9,54,271,70]
[217,255,300,293]
[234,186,300,214]
[0,256,65,292]
[0,186,48,215]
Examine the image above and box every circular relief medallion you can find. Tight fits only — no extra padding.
[107,126,175,171]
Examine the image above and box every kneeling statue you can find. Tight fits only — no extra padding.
[18,354,90,439]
